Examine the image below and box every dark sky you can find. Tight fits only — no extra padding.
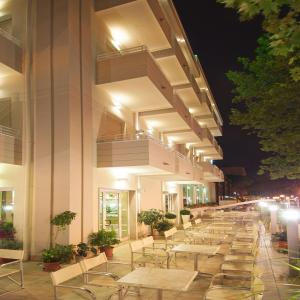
[173,0,264,177]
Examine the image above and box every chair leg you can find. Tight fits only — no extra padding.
[20,262,24,288]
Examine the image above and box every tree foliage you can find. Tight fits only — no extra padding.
[217,0,300,81]
[228,37,300,179]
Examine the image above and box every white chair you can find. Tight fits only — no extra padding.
[0,249,24,297]
[51,263,97,300]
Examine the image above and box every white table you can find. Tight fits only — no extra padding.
[117,267,197,300]
[169,244,220,271]
[188,232,228,244]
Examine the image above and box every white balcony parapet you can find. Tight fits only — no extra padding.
[0,28,21,47]
[0,125,20,137]
[97,45,148,61]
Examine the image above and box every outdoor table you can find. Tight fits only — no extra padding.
[211,221,236,226]
[205,225,233,233]
[221,262,254,275]
[117,267,197,300]
[168,244,220,272]
[188,232,228,244]
[235,232,257,242]
[224,254,255,263]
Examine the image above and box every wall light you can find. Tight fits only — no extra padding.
[269,204,279,212]
[110,27,129,51]
[258,201,269,208]
[282,209,300,221]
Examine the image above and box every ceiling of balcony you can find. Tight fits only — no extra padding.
[95,0,170,52]
[156,56,189,86]
[96,77,172,112]
[0,63,24,97]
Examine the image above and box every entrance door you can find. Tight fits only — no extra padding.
[99,190,129,240]
[164,193,176,213]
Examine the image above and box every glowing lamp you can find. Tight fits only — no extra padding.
[282,209,300,221]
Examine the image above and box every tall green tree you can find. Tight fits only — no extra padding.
[228,38,300,179]
[217,0,300,81]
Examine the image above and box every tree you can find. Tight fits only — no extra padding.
[227,37,300,179]
[217,0,300,81]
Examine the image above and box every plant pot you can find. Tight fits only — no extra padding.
[165,218,176,225]
[0,258,15,264]
[43,262,61,272]
[181,215,190,224]
[100,246,114,259]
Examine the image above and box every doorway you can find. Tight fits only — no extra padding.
[164,193,177,213]
[99,190,129,240]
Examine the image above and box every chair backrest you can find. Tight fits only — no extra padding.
[194,218,201,224]
[164,227,177,239]
[80,253,108,272]
[183,222,192,230]
[129,240,144,252]
[51,263,83,286]
[142,236,154,247]
[0,249,24,260]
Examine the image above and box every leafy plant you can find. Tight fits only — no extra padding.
[88,229,120,249]
[155,220,173,233]
[165,212,176,219]
[41,247,61,263]
[180,209,190,216]
[0,239,23,250]
[138,209,164,235]
[0,221,16,238]
[51,211,76,243]
[76,242,89,257]
[41,244,74,263]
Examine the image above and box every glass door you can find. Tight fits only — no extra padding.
[99,190,129,240]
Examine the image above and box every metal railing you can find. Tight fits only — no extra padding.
[0,125,20,137]
[97,45,148,61]
[97,132,171,151]
[0,28,22,47]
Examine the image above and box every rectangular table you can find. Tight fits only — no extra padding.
[117,267,197,300]
[169,244,220,271]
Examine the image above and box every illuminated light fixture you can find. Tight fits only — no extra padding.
[176,37,185,43]
[282,209,300,221]
[269,204,279,212]
[258,201,269,208]
[110,27,129,51]
[3,204,13,212]
[200,87,208,91]
[147,127,153,135]
[185,143,192,150]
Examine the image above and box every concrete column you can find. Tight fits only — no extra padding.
[31,0,93,256]
[270,211,277,234]
[287,220,300,276]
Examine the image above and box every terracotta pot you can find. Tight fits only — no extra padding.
[0,258,15,264]
[100,246,114,259]
[43,262,61,272]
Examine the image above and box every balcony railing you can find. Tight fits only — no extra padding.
[0,28,21,47]
[97,45,148,61]
[0,125,20,137]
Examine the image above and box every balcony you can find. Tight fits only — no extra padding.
[0,28,22,73]
[0,125,22,165]
[201,161,224,182]
[175,152,193,181]
[97,133,176,175]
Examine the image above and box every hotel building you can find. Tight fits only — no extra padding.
[0,0,224,258]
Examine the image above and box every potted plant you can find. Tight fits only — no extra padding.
[75,242,97,262]
[88,229,120,259]
[41,247,61,272]
[180,209,191,224]
[42,244,74,272]
[138,209,164,235]
[155,220,173,234]
[0,221,15,239]
[164,212,177,224]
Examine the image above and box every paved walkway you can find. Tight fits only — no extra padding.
[1,235,297,300]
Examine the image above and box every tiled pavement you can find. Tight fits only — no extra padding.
[1,235,298,300]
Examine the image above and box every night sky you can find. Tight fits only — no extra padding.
[173,0,264,177]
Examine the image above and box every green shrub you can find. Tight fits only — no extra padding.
[180,209,190,215]
[41,244,74,263]
[165,212,176,219]
[0,239,23,249]
[88,229,120,248]
[138,209,164,235]
[155,220,173,232]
